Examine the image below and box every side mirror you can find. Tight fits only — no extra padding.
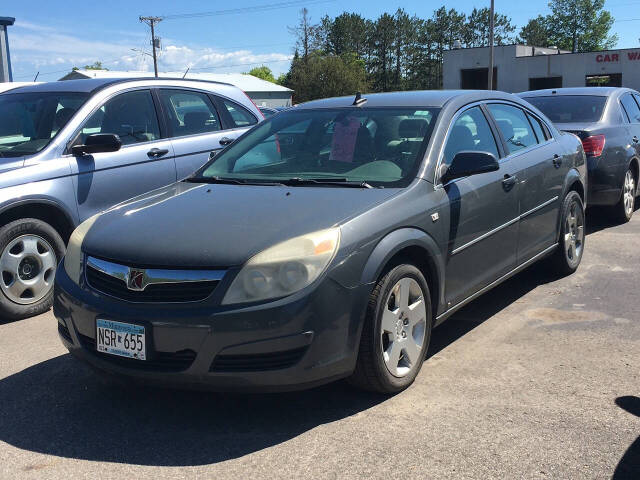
[441,151,499,184]
[72,133,122,156]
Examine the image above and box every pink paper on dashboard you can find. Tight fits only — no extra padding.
[329,117,360,163]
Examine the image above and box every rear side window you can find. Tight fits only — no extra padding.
[222,100,258,128]
[159,89,221,137]
[487,104,537,153]
[443,106,499,166]
[620,93,640,123]
[527,112,547,142]
[80,90,160,146]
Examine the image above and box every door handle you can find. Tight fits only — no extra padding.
[502,174,518,191]
[552,154,563,168]
[633,136,639,144]
[147,148,169,158]
[219,137,234,146]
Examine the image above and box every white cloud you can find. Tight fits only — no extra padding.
[10,21,292,81]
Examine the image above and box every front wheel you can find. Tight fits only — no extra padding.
[613,168,636,223]
[549,191,585,277]
[348,264,432,394]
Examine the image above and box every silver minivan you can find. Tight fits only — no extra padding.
[0,77,263,319]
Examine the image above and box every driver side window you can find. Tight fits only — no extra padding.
[443,106,499,167]
[79,90,160,146]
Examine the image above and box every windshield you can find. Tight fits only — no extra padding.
[198,107,439,187]
[523,95,607,123]
[0,91,89,157]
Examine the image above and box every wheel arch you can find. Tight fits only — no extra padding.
[0,200,76,244]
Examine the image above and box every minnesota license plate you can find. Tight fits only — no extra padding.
[96,319,146,360]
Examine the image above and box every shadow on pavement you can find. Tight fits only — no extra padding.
[613,396,640,479]
[0,259,559,467]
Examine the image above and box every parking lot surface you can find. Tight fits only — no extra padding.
[0,210,638,479]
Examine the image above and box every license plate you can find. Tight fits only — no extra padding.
[96,319,146,360]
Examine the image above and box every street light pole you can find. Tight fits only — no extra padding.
[488,0,495,90]
[139,16,162,77]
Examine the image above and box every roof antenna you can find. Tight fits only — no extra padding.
[33,71,39,82]
[182,67,190,79]
[353,92,367,106]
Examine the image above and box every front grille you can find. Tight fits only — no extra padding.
[78,333,196,372]
[58,322,72,343]
[210,346,308,372]
[86,265,219,303]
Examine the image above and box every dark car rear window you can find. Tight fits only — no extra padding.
[523,95,607,123]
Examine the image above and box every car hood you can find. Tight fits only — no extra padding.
[82,181,401,268]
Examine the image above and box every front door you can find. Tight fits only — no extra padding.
[441,105,520,307]
[69,89,176,221]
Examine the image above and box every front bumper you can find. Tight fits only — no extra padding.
[53,264,370,392]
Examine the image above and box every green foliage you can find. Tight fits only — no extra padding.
[245,65,276,83]
[464,7,516,47]
[547,0,617,52]
[72,61,107,71]
[518,16,551,47]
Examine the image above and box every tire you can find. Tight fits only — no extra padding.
[348,263,432,394]
[549,191,585,277]
[612,167,636,224]
[0,218,66,320]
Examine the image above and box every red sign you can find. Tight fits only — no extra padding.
[596,53,619,62]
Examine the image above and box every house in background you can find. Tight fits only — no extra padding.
[60,69,293,108]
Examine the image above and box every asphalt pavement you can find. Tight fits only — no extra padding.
[0,208,638,479]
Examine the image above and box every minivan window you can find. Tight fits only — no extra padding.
[443,106,499,166]
[159,89,221,137]
[78,90,160,146]
[222,100,258,128]
[199,107,440,187]
[488,104,537,153]
[523,95,607,123]
[0,91,89,157]
[620,93,640,123]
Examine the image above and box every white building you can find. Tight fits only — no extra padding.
[443,44,640,92]
[60,70,293,107]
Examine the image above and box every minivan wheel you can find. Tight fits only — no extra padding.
[549,191,585,277]
[613,168,636,223]
[348,264,432,394]
[0,218,65,320]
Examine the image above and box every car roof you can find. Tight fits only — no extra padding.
[2,77,234,95]
[518,87,635,98]
[296,90,522,109]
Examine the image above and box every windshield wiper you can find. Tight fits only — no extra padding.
[280,177,374,189]
[184,176,284,186]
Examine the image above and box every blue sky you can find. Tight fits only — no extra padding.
[6,0,640,82]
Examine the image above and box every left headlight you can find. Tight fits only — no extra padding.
[64,214,100,285]
[222,228,340,305]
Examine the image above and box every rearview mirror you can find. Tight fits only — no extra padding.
[72,133,122,156]
[441,151,499,184]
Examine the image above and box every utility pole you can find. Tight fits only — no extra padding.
[139,16,162,77]
[488,0,495,90]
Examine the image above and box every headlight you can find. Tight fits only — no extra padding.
[222,228,340,305]
[64,214,100,285]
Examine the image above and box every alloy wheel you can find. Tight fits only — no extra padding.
[564,199,584,266]
[0,235,57,305]
[380,277,427,378]
[623,170,636,218]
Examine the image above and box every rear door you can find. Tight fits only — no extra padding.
[486,103,565,263]
[69,88,176,221]
[440,105,519,307]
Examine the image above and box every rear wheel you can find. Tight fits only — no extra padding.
[0,218,65,320]
[348,264,432,394]
[613,167,636,223]
[549,191,585,276]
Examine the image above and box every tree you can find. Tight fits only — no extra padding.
[518,15,551,47]
[245,65,276,83]
[547,0,617,52]
[288,8,318,60]
[283,52,369,103]
[464,7,516,47]
[72,61,107,71]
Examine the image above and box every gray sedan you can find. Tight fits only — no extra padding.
[520,87,640,222]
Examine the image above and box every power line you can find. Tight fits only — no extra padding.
[160,0,335,20]
[139,16,162,77]
[189,58,292,71]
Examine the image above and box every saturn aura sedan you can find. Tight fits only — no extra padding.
[54,90,587,393]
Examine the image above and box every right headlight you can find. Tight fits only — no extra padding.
[222,228,340,305]
[64,214,100,285]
